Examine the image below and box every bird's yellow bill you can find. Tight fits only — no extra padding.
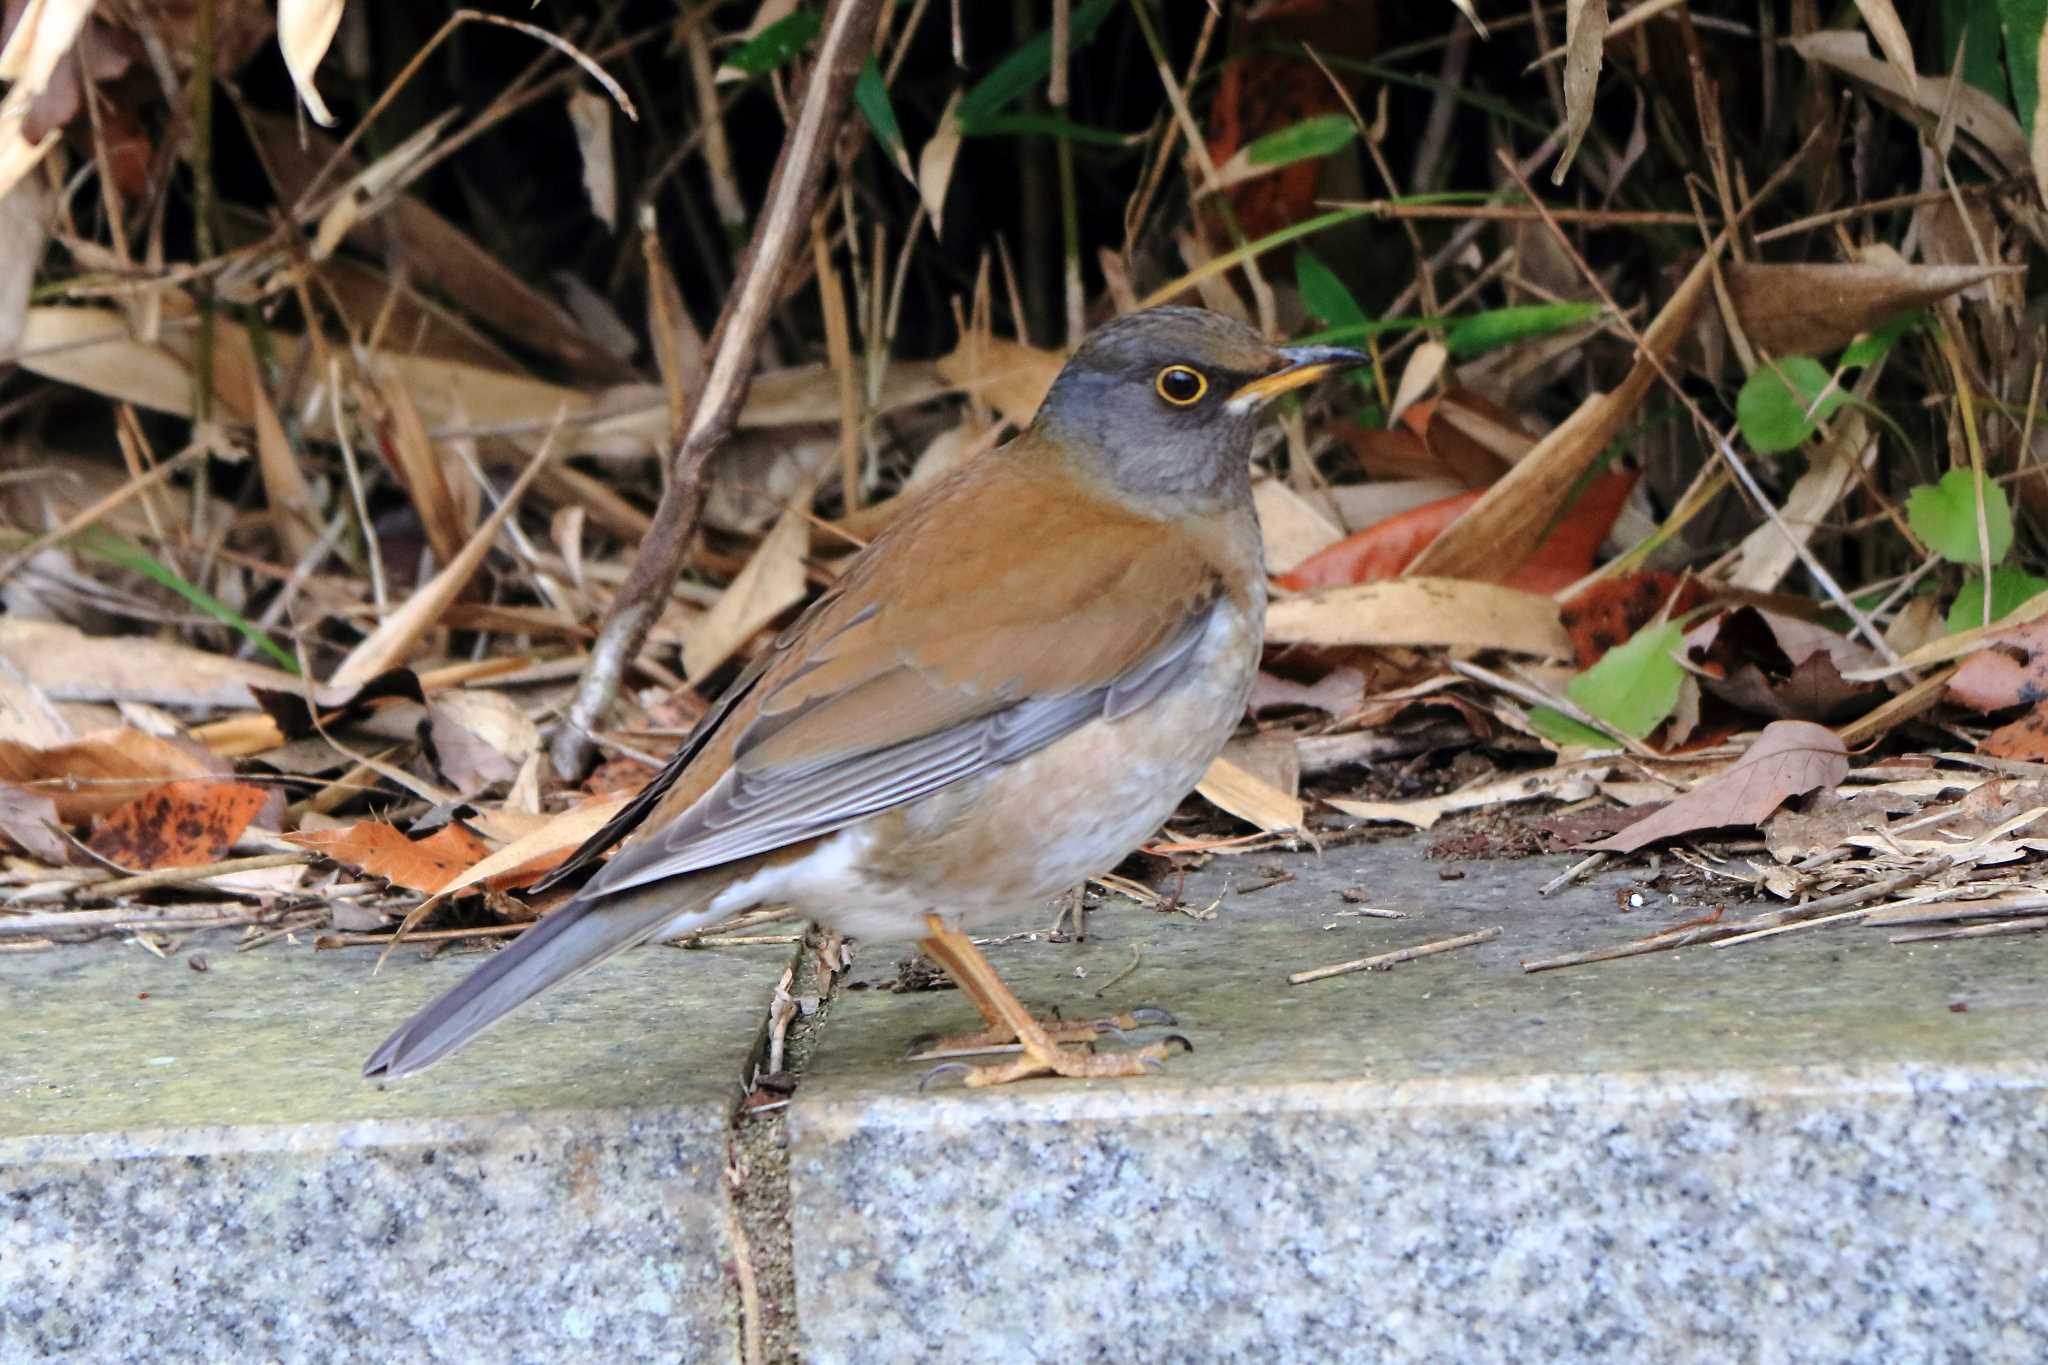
[1226,345,1370,409]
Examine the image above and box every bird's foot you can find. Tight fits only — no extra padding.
[920,1030,1191,1089]
[906,1006,1177,1061]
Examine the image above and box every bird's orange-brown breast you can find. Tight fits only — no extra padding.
[624,430,1262,846]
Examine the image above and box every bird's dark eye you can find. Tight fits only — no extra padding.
[1155,365,1208,406]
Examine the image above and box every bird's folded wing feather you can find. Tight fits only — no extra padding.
[566,451,1242,899]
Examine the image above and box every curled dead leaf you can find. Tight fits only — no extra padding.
[1588,721,1850,853]
[285,820,493,895]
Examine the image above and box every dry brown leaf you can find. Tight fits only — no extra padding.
[329,444,557,689]
[918,91,965,233]
[424,690,540,796]
[367,371,469,570]
[683,499,810,682]
[1791,32,2029,177]
[0,653,69,747]
[1551,0,1608,184]
[1386,341,1446,430]
[934,336,1065,429]
[1267,578,1573,659]
[426,794,631,903]
[1251,478,1343,575]
[1405,245,1712,581]
[1726,415,1874,591]
[0,727,229,821]
[565,87,617,228]
[1196,753,1304,835]
[1329,766,1605,830]
[0,0,94,202]
[277,0,344,125]
[241,112,631,383]
[1589,721,1849,853]
[1325,478,1467,532]
[1726,261,2023,358]
[86,780,268,870]
[285,820,494,895]
[1850,0,1918,101]
[0,177,44,358]
[2037,23,2048,210]
[1,618,301,711]
[0,781,66,862]
[0,125,54,228]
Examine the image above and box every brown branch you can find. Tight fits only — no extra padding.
[549,0,886,778]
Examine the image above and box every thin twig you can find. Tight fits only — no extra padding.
[551,0,886,779]
[1889,916,2048,944]
[77,853,310,902]
[1539,852,1608,896]
[1289,926,1501,985]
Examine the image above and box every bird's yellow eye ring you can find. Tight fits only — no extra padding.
[1155,365,1208,406]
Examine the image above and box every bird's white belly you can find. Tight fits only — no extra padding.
[690,598,1261,943]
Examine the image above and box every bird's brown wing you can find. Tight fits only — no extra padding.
[571,443,1250,898]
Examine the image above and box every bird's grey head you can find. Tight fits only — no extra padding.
[1032,305,1367,504]
[1032,306,1368,505]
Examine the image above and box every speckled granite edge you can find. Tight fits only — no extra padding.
[794,1055,2048,1139]
[790,1059,2048,1365]
[4,1106,743,1363]
[0,1099,731,1166]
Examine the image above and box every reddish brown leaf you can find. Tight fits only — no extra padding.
[1687,607,1883,722]
[1278,470,1637,596]
[1560,572,1712,669]
[1949,618,2048,712]
[1588,721,1850,853]
[86,781,268,870]
[285,820,493,895]
[1980,707,2048,762]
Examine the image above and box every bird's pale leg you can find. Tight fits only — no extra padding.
[916,915,1180,1085]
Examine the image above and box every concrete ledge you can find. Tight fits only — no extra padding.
[788,854,2048,1363]
[3,937,794,1362]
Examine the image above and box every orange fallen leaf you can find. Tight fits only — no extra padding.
[87,781,269,870]
[1588,721,1849,853]
[1278,470,1638,595]
[286,820,494,895]
[0,729,230,821]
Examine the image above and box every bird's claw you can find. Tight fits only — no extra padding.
[918,1061,974,1092]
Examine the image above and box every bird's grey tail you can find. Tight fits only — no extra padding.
[363,874,724,1079]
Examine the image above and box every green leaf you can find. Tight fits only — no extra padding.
[1444,302,1604,358]
[1244,114,1357,167]
[1735,357,1846,453]
[1839,310,1923,369]
[1946,565,2048,634]
[956,0,1118,128]
[855,58,903,158]
[1528,706,1621,749]
[1947,0,2009,100]
[1565,621,1685,739]
[1295,250,1366,332]
[723,10,821,76]
[74,527,300,673]
[1908,468,2014,565]
[1998,0,2047,128]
